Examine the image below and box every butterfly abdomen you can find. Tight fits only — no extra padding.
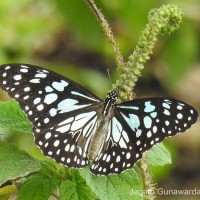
[87,112,112,160]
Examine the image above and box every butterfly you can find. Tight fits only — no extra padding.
[0,64,198,175]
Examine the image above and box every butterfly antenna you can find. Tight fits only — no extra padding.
[107,69,112,87]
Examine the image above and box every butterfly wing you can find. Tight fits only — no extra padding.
[90,112,140,175]
[0,64,102,168]
[91,97,198,175]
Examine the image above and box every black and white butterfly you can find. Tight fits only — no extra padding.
[0,64,198,175]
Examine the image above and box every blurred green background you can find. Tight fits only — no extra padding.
[0,0,199,200]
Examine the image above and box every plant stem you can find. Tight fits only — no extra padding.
[140,155,156,200]
[112,4,183,102]
[84,0,124,70]
[84,3,183,200]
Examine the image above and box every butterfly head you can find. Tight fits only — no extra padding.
[107,91,118,105]
[101,91,118,116]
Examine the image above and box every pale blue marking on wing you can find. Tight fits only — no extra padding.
[164,109,170,116]
[121,112,141,131]
[45,86,53,92]
[112,117,122,143]
[57,99,91,113]
[71,91,99,102]
[118,105,139,110]
[136,129,142,138]
[143,116,152,129]
[44,93,58,104]
[144,101,155,113]
[162,103,170,109]
[111,116,133,148]
[52,80,69,91]
[150,112,157,118]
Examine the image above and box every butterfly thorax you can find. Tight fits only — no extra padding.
[102,91,117,115]
[87,91,117,160]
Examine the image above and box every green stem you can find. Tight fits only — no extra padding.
[140,154,156,200]
[84,0,124,70]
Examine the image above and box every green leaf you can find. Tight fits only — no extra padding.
[17,169,60,200]
[146,143,172,166]
[0,184,16,200]
[80,168,142,200]
[60,169,95,200]
[0,101,32,133]
[0,140,41,186]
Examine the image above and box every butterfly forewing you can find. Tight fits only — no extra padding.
[0,64,102,168]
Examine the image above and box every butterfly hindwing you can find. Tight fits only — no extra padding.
[34,110,98,168]
[117,97,198,156]
[90,112,141,175]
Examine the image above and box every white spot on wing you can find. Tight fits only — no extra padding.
[54,140,60,147]
[34,97,41,104]
[44,93,58,104]
[24,87,30,92]
[177,113,183,119]
[20,68,28,73]
[45,132,51,139]
[35,73,47,78]
[164,109,170,116]
[143,116,152,129]
[37,104,44,111]
[30,79,40,83]
[5,66,10,70]
[119,137,127,148]
[49,108,57,116]
[162,103,170,109]
[147,131,152,138]
[14,75,22,81]
[45,86,53,92]
[126,152,131,159]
